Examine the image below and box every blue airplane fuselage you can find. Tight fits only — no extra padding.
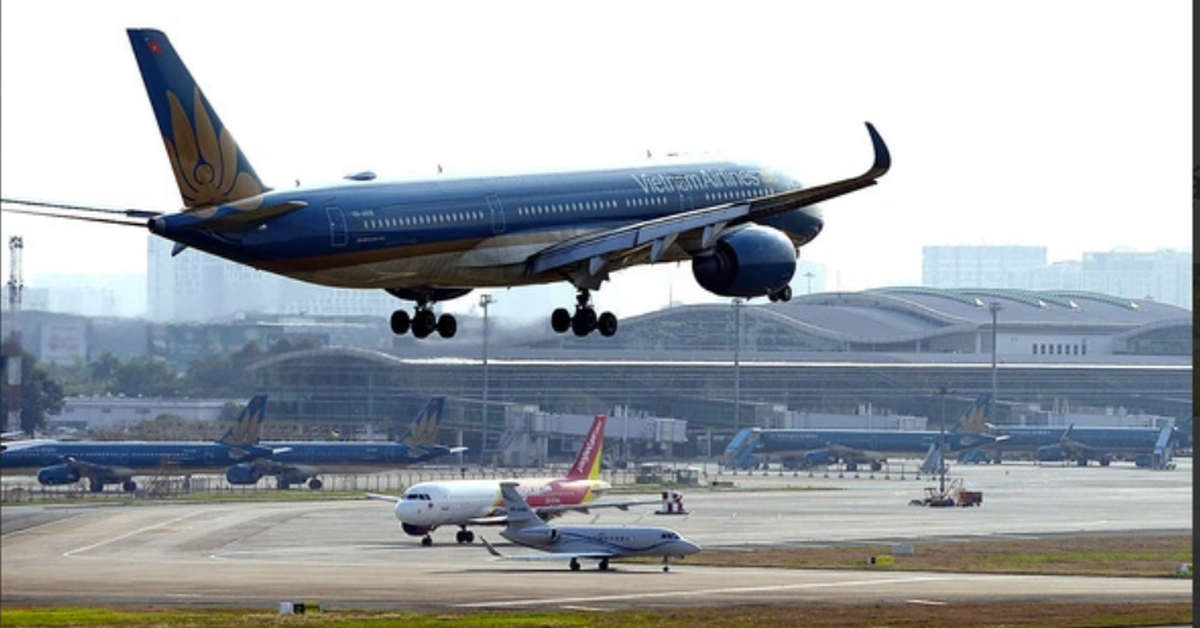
[0,441,252,470]
[152,161,821,291]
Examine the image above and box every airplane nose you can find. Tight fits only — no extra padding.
[393,500,424,521]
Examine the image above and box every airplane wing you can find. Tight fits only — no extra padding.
[533,497,663,517]
[480,537,614,561]
[525,122,890,277]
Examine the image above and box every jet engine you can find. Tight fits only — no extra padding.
[402,522,433,537]
[691,225,796,298]
[36,464,81,486]
[224,462,264,485]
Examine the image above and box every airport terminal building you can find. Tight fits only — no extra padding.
[236,287,1191,457]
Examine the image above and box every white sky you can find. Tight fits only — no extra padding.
[0,1,1192,320]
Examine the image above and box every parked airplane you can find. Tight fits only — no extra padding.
[369,413,654,545]
[0,394,270,492]
[1,28,889,340]
[799,442,889,472]
[724,393,995,470]
[481,481,701,572]
[226,396,460,489]
[1025,423,1175,468]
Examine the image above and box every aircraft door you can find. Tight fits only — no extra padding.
[326,206,348,247]
[485,193,506,235]
[677,189,695,212]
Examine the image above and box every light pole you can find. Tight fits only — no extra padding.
[479,293,496,466]
[732,298,743,434]
[988,301,1002,414]
[803,271,814,295]
[936,385,953,494]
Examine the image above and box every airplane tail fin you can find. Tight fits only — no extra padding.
[949,393,992,435]
[565,414,607,481]
[499,481,540,530]
[398,397,446,447]
[126,29,267,209]
[215,394,267,447]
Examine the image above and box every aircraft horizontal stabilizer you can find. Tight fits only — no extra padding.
[186,201,308,233]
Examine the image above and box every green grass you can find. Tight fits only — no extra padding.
[1,604,1192,628]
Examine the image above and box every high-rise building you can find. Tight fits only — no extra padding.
[922,245,1192,309]
[146,238,398,322]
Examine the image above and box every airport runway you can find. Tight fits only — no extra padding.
[1,459,1192,611]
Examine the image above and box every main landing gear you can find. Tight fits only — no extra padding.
[551,289,617,337]
[767,285,793,302]
[391,302,457,339]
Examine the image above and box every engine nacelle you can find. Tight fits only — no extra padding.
[691,225,796,297]
[225,462,264,485]
[402,522,433,537]
[37,464,81,486]
[803,450,836,467]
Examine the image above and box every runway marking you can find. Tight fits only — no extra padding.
[0,512,87,539]
[906,599,948,605]
[456,574,961,608]
[63,511,207,557]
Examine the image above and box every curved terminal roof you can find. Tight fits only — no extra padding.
[521,286,1192,356]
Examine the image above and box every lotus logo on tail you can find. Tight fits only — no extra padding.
[163,87,264,209]
[403,402,443,448]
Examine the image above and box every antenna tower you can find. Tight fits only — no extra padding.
[6,236,23,434]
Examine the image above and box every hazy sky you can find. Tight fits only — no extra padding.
[0,1,1191,320]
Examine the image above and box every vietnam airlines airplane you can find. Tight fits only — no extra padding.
[225,396,461,490]
[1,28,890,339]
[0,394,270,493]
[369,413,653,546]
[481,481,701,572]
[724,393,997,470]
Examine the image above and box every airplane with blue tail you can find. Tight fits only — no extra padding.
[0,394,271,493]
[1,28,889,340]
[724,394,996,471]
[226,396,462,489]
[985,420,1183,469]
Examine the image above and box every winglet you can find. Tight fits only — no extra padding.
[480,536,504,558]
[864,122,891,176]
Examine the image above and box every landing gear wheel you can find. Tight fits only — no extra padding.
[597,311,618,336]
[572,308,597,336]
[122,480,137,492]
[278,478,291,490]
[437,313,457,338]
[308,478,323,490]
[569,558,581,571]
[390,310,411,335]
[412,309,437,338]
[551,308,571,333]
[599,558,610,571]
[421,535,433,547]
[456,529,475,544]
